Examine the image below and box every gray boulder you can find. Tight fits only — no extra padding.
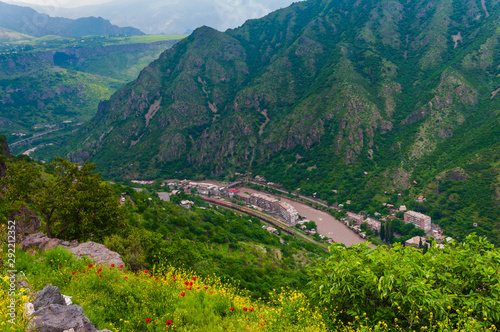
[10,206,41,239]
[28,304,97,332]
[69,241,124,267]
[34,284,66,311]
[21,233,78,251]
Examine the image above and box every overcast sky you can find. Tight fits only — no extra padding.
[6,0,114,8]
[5,0,302,34]
[6,0,299,9]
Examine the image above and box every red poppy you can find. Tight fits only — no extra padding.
[210,291,213,295]
[180,292,185,297]
[250,308,254,312]
[164,277,167,280]
[98,268,102,273]
[76,279,79,281]
[155,277,159,280]
[205,286,209,290]
[119,264,123,268]
[187,287,191,290]
[230,308,234,311]
[111,264,115,267]
[189,282,193,286]
[72,271,75,275]
[79,254,82,256]
[59,267,62,269]
[125,277,128,280]
[146,318,151,323]
[149,275,153,278]
[192,277,196,281]
[99,275,102,278]
[144,270,148,273]
[184,281,189,286]
[82,271,86,273]
[88,264,92,268]
[166,320,173,326]
[197,287,200,289]
[243,307,247,311]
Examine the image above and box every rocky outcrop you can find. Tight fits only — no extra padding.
[20,233,78,251]
[29,304,98,332]
[69,241,124,267]
[34,284,66,311]
[10,207,41,238]
[28,284,110,332]
[20,234,124,267]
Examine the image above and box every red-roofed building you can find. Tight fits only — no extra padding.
[228,189,239,198]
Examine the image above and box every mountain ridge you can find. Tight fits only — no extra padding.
[0,1,144,37]
[38,0,500,243]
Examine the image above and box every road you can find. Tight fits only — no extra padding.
[204,197,328,250]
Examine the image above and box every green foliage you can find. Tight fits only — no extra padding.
[0,156,125,242]
[1,245,327,332]
[308,234,500,330]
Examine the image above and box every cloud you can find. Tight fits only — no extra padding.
[213,0,271,29]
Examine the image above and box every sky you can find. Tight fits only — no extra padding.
[4,0,302,34]
[5,0,296,9]
[5,0,114,8]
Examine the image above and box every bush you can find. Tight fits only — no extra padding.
[308,234,500,330]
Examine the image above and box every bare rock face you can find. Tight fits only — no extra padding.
[69,241,124,267]
[20,233,78,251]
[34,284,66,311]
[10,206,41,238]
[28,304,98,332]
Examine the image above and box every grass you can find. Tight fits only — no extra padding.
[102,35,189,46]
[1,246,326,331]
[1,240,498,331]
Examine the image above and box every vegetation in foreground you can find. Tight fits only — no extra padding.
[0,239,499,332]
[1,153,499,331]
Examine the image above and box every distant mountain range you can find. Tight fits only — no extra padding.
[55,0,500,244]
[6,0,298,35]
[0,1,144,37]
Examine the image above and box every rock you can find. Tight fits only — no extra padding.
[10,206,41,239]
[34,284,66,311]
[24,303,35,318]
[28,304,97,332]
[69,241,124,267]
[18,280,29,289]
[21,233,78,251]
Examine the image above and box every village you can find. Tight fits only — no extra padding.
[130,176,448,249]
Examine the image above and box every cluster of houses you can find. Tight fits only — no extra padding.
[161,180,299,225]
[342,208,446,244]
[404,235,449,249]
[243,193,299,225]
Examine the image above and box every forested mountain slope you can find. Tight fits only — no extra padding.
[61,0,500,244]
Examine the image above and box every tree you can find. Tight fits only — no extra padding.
[2,157,125,241]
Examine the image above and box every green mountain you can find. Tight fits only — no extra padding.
[0,1,143,37]
[0,26,32,41]
[45,0,500,243]
[0,35,184,154]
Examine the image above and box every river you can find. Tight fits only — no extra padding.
[166,179,370,247]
